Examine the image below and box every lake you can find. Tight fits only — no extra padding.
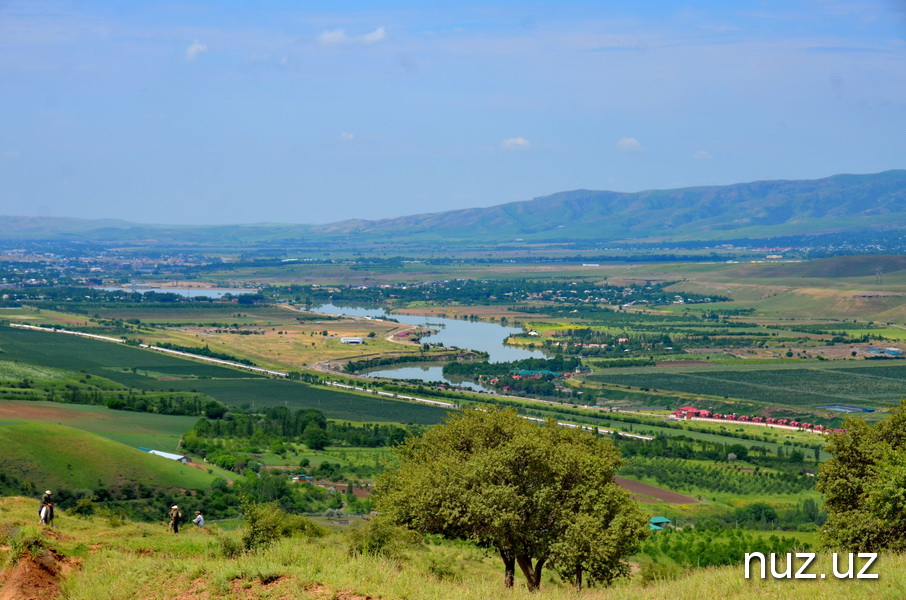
[310,303,547,389]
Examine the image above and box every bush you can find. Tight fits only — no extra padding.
[70,497,96,517]
[426,554,462,582]
[279,513,325,538]
[638,560,683,585]
[240,498,283,551]
[345,517,421,558]
[210,533,243,559]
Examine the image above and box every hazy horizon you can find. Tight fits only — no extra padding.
[2,1,904,225]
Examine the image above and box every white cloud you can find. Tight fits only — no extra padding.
[1,151,21,160]
[361,27,387,45]
[319,29,349,45]
[693,150,713,160]
[501,137,531,150]
[339,132,355,141]
[185,39,208,61]
[617,137,644,153]
[319,27,387,46]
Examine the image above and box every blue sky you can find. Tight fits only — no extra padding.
[1,0,904,225]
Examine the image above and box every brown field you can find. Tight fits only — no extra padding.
[614,476,700,504]
[0,402,80,422]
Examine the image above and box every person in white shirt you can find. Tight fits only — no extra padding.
[192,511,205,527]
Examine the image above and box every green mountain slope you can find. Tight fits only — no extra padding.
[0,421,216,491]
[314,170,906,241]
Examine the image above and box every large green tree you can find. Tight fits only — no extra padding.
[817,398,906,551]
[375,408,648,591]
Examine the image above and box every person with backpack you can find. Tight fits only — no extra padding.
[168,505,182,533]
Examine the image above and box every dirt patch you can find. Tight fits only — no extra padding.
[305,583,373,600]
[614,476,699,504]
[174,577,210,600]
[0,547,70,600]
[228,576,295,599]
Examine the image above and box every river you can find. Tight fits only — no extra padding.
[310,303,547,390]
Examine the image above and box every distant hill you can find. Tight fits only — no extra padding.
[312,170,906,242]
[1,170,904,246]
[0,421,217,491]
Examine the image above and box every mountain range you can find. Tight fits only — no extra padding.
[2,170,904,246]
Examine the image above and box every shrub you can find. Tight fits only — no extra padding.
[638,560,683,585]
[345,517,421,558]
[279,513,325,539]
[70,497,96,517]
[210,533,242,559]
[240,498,283,552]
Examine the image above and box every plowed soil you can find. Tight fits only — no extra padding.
[614,476,700,504]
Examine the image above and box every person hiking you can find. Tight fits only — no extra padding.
[192,511,205,527]
[168,505,182,533]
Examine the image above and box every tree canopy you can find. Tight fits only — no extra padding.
[375,407,648,591]
[817,398,906,551]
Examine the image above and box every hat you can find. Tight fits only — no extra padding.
[195,511,201,514]
[172,505,178,509]
[45,490,52,494]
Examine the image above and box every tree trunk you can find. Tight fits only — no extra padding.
[500,550,516,588]
[575,566,583,592]
[516,555,547,592]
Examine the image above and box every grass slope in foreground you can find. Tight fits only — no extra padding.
[0,497,902,600]
[0,421,218,491]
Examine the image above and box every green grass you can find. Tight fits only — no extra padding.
[1,496,902,600]
[0,360,77,381]
[0,421,219,490]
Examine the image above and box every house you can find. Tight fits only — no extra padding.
[649,516,671,530]
[340,337,364,344]
[672,406,702,419]
[140,448,189,463]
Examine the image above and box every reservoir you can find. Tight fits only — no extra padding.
[310,303,547,389]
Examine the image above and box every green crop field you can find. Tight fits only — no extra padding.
[0,360,77,381]
[60,302,295,325]
[591,362,906,408]
[0,325,452,424]
[0,421,219,491]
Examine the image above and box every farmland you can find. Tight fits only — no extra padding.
[590,362,906,411]
[0,324,452,424]
[2,253,905,537]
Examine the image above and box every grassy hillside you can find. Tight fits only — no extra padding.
[0,497,902,600]
[0,400,199,453]
[0,421,217,491]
